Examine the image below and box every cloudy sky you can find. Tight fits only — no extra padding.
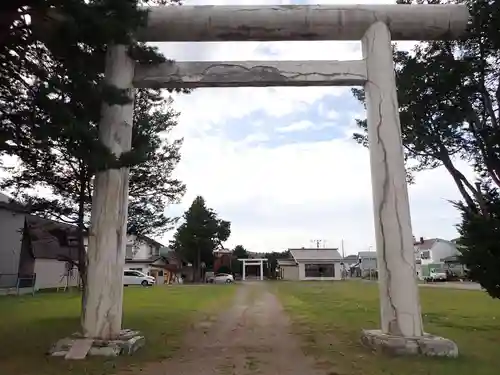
[154,0,473,254]
[0,0,471,255]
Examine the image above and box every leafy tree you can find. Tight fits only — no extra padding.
[233,245,249,259]
[264,250,291,279]
[231,245,249,275]
[216,265,232,275]
[170,196,231,282]
[352,0,500,297]
[2,88,184,233]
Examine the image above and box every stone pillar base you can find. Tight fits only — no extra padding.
[361,329,458,358]
[48,329,145,359]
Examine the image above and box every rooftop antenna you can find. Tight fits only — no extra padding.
[310,239,323,249]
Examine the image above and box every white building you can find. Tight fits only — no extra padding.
[278,248,343,281]
[414,237,460,279]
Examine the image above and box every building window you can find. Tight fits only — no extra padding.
[129,267,143,272]
[421,250,431,260]
[304,264,335,278]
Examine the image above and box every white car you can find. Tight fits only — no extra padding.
[123,270,155,286]
[428,270,447,282]
[212,273,234,284]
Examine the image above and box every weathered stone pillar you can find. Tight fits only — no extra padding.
[360,22,457,357]
[83,45,135,340]
[362,20,423,338]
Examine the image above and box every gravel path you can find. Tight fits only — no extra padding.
[131,282,325,375]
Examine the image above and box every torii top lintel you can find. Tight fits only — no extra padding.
[139,4,469,43]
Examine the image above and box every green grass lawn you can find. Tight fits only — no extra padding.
[275,281,500,375]
[0,284,235,375]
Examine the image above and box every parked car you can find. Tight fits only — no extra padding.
[209,273,234,284]
[425,269,448,282]
[123,270,155,286]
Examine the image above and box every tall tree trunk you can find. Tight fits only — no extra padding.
[440,150,479,211]
[77,173,88,331]
[196,244,201,283]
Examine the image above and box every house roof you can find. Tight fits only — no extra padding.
[342,254,359,262]
[414,239,437,250]
[0,194,27,213]
[25,216,80,261]
[442,255,461,263]
[277,259,297,266]
[289,248,341,261]
[134,234,166,249]
[358,251,377,258]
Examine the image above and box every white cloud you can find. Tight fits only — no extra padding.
[277,120,315,133]
[156,0,472,254]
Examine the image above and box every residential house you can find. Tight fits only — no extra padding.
[278,248,343,281]
[342,254,359,267]
[213,248,233,273]
[103,234,190,284]
[414,237,461,279]
[0,199,81,292]
[358,251,378,277]
[21,216,81,291]
[0,195,186,289]
[0,198,26,281]
[124,235,163,273]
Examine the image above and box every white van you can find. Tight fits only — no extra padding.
[123,270,155,286]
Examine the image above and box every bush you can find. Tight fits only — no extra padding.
[216,265,231,275]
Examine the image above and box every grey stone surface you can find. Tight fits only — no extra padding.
[140,4,469,42]
[48,337,75,355]
[134,60,367,89]
[64,338,93,360]
[361,329,459,358]
[88,346,122,356]
[49,329,145,359]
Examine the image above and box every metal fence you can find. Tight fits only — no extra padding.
[0,274,36,296]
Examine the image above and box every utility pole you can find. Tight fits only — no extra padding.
[341,239,345,258]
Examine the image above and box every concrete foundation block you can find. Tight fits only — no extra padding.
[361,329,458,358]
[48,329,145,359]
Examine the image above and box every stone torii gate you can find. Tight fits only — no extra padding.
[84,4,469,357]
[238,258,268,281]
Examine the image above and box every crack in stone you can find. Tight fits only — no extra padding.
[138,62,368,87]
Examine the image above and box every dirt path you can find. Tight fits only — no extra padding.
[136,282,325,375]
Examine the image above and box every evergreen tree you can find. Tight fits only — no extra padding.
[456,184,500,298]
[233,245,249,259]
[231,245,249,276]
[1,0,184,320]
[170,196,231,282]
